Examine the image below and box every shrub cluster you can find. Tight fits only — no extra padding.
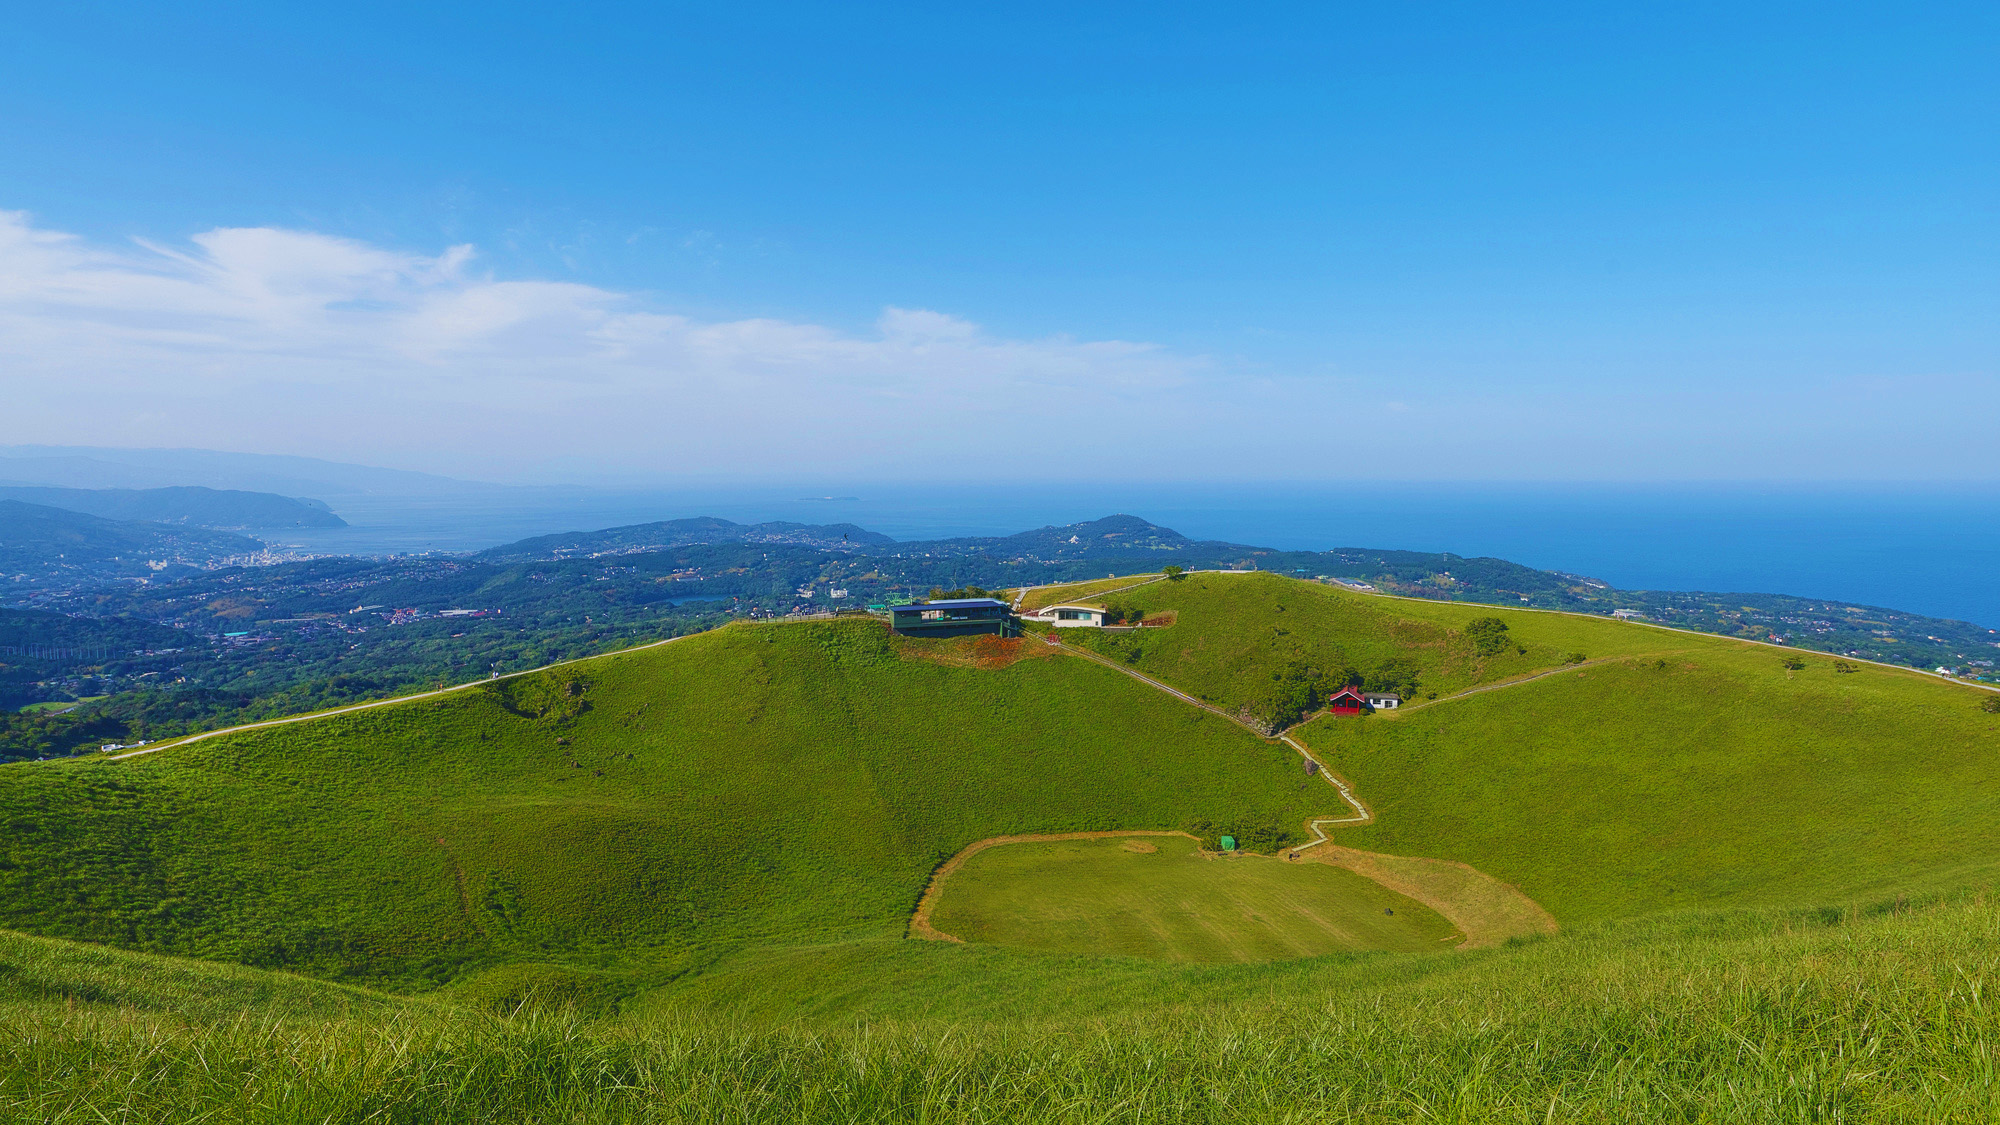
[1464,616,1512,657]
[1180,817,1299,853]
[494,672,591,721]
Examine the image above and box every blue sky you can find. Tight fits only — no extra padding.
[1,2,1995,482]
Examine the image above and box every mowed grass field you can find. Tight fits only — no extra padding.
[927,835,1458,960]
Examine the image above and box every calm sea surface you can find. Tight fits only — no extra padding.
[273,483,2000,629]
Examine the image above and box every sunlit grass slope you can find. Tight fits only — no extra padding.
[927,835,1458,960]
[10,893,2000,1122]
[0,621,1327,988]
[1298,638,2000,924]
[1033,571,2000,924]
[1060,572,1672,720]
[5,575,2000,1119]
[1014,574,1161,613]
[0,926,398,1022]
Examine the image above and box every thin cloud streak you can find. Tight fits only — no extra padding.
[0,210,1992,483]
[0,210,1211,477]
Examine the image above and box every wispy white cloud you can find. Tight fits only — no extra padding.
[3,210,1992,482]
[0,211,1212,477]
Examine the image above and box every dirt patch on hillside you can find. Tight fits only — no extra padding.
[909,831,1195,942]
[1295,844,1557,949]
[1139,610,1178,627]
[203,598,261,619]
[901,635,1060,671]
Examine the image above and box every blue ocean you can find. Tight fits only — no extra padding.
[275,483,2000,630]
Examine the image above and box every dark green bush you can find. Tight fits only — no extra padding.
[1464,617,1511,657]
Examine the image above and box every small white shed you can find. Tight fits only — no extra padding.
[1024,604,1108,628]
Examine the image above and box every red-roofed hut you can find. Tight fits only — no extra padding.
[1327,686,1366,715]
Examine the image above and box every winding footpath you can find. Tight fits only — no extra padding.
[1042,635,1372,843]
[913,636,1565,948]
[909,632,1568,947]
[86,598,1562,946]
[1392,655,1632,715]
[1042,634,1633,849]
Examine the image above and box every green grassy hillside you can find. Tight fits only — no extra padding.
[0,621,1328,989]
[8,892,2000,1122]
[7,574,1993,994]
[1014,574,1163,612]
[1053,572,1669,727]
[1026,571,2000,926]
[1297,637,2000,924]
[0,925,398,1022]
[7,572,2000,1119]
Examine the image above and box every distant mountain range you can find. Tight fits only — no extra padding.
[479,517,896,561]
[4,503,1994,677]
[0,500,265,584]
[900,514,1215,558]
[467,511,1998,672]
[487,514,1243,562]
[0,485,345,529]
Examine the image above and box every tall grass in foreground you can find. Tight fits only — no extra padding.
[6,894,2000,1122]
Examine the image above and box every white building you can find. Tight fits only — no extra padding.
[1022,604,1107,628]
[1362,693,1402,710]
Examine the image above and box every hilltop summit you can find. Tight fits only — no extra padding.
[479,517,895,561]
[905,514,1232,560]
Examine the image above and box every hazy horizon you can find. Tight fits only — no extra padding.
[7,443,1997,628]
[11,442,2000,493]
